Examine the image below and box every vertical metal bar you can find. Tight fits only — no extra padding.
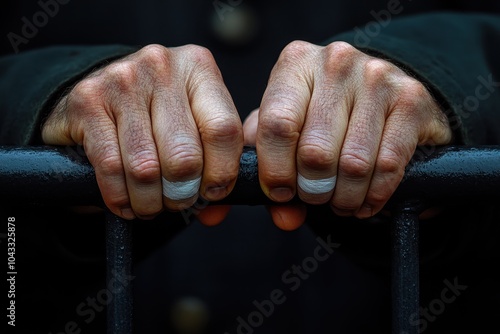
[391,203,420,334]
[106,211,133,334]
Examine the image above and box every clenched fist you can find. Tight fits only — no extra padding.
[42,44,243,221]
[243,41,452,230]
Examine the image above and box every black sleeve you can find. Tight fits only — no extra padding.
[326,12,500,145]
[0,45,138,145]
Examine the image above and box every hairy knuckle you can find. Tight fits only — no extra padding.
[339,151,372,179]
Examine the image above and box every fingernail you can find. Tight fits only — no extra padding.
[331,206,354,217]
[357,204,373,218]
[269,187,294,202]
[121,207,136,220]
[204,186,227,201]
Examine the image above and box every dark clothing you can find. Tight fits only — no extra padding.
[1,1,499,333]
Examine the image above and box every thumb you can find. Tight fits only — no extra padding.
[41,95,77,145]
[243,108,259,146]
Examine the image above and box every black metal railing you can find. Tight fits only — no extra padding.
[1,145,500,334]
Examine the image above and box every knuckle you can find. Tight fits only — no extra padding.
[363,58,394,86]
[339,151,373,179]
[137,44,171,72]
[278,40,315,65]
[259,110,301,141]
[128,154,161,183]
[331,199,360,212]
[104,61,140,92]
[365,188,392,206]
[182,44,218,69]
[68,78,104,110]
[376,153,405,175]
[397,79,430,111]
[322,41,359,77]
[262,169,295,185]
[298,142,336,171]
[96,152,124,177]
[164,143,203,179]
[200,116,243,145]
[106,196,130,210]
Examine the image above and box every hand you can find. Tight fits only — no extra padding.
[42,44,243,222]
[243,41,452,230]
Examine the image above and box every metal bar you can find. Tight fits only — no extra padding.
[391,202,421,334]
[106,211,133,334]
[1,145,500,334]
[1,145,500,206]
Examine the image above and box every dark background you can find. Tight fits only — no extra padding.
[1,1,500,333]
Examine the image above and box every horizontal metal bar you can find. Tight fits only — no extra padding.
[1,145,499,206]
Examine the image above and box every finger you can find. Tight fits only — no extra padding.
[113,90,163,219]
[295,61,354,204]
[356,82,452,218]
[267,204,307,231]
[152,85,204,211]
[257,41,317,203]
[196,205,232,226]
[243,108,259,146]
[82,109,135,220]
[186,49,244,202]
[331,60,392,216]
[355,111,417,218]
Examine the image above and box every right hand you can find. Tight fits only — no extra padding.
[42,44,243,222]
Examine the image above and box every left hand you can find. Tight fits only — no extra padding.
[243,40,452,230]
